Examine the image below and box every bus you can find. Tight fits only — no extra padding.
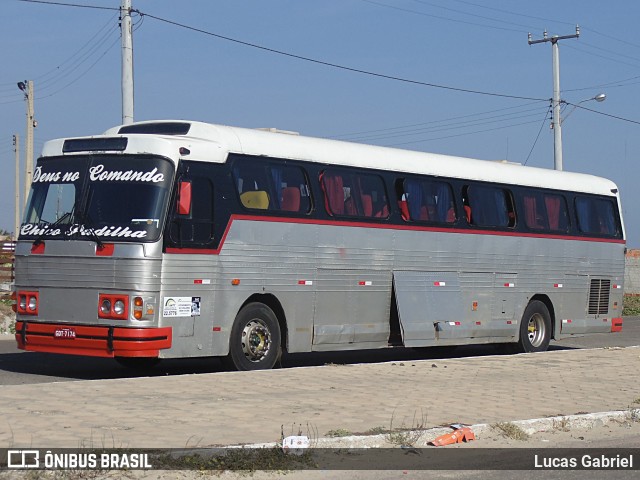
[13,120,625,370]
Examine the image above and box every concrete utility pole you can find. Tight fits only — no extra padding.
[13,134,20,240]
[528,26,580,171]
[121,0,134,124]
[18,80,35,201]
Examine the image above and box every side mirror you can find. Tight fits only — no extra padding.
[177,180,192,216]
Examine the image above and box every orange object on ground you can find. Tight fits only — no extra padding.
[430,427,476,446]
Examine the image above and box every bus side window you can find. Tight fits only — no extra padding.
[322,169,388,219]
[523,191,569,232]
[272,165,312,214]
[544,194,569,231]
[397,177,455,224]
[465,184,515,228]
[233,159,312,214]
[232,161,272,211]
[320,171,345,216]
[575,196,619,236]
[168,172,215,247]
[359,173,388,218]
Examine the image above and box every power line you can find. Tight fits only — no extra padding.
[581,26,640,50]
[16,0,638,129]
[361,0,524,33]
[35,13,118,86]
[568,103,640,126]
[409,0,539,31]
[18,0,119,11]
[447,0,576,28]
[394,1,640,75]
[384,118,543,147]
[564,74,640,93]
[580,41,640,67]
[38,25,119,94]
[337,105,550,143]
[37,35,120,100]
[564,43,640,70]
[135,9,545,102]
[330,101,546,138]
[524,102,552,166]
[0,12,119,100]
[21,0,545,101]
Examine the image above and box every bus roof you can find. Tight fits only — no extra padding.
[43,119,618,197]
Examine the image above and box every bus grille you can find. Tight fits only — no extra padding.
[588,279,610,315]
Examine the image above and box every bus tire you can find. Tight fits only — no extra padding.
[115,357,160,369]
[226,302,282,371]
[517,300,552,353]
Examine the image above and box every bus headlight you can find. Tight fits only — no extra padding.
[113,300,125,316]
[98,294,129,320]
[28,296,37,311]
[100,299,112,315]
[19,295,27,311]
[16,291,39,315]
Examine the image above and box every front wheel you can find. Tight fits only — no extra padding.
[225,302,282,371]
[517,300,552,353]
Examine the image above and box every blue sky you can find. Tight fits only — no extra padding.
[1,0,639,244]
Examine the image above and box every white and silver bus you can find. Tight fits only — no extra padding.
[13,120,625,370]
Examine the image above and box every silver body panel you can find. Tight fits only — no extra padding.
[16,217,625,358]
[155,219,627,356]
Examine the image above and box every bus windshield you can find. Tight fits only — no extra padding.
[20,155,174,243]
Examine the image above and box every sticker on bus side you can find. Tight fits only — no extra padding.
[163,297,201,317]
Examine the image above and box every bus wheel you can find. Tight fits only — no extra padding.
[226,302,282,371]
[517,300,551,353]
[115,357,160,369]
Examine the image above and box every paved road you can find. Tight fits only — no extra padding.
[1,319,639,477]
[0,317,638,385]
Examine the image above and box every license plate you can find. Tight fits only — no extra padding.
[54,328,76,339]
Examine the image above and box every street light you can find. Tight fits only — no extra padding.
[552,92,606,171]
[561,93,606,125]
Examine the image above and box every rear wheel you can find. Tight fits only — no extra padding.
[517,300,552,353]
[225,302,282,371]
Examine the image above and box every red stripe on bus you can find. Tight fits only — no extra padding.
[164,214,626,255]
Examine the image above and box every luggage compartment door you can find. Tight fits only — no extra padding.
[393,271,463,347]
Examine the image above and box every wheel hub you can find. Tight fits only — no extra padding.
[241,319,271,362]
[527,313,546,347]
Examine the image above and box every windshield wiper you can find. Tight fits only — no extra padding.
[78,213,104,250]
[32,208,75,246]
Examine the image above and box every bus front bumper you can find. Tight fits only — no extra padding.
[15,321,172,358]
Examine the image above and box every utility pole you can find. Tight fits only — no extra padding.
[13,135,20,241]
[18,80,35,201]
[528,26,580,171]
[121,0,134,124]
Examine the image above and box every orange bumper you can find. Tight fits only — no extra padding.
[611,318,623,333]
[15,321,172,358]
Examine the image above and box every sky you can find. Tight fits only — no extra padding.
[1,0,639,244]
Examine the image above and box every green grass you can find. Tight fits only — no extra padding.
[623,295,640,316]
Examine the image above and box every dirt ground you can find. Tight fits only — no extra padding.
[3,417,638,480]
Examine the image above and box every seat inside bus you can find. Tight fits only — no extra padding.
[240,190,270,209]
